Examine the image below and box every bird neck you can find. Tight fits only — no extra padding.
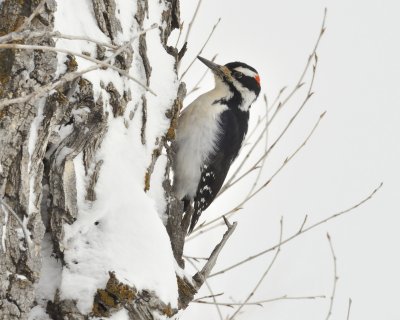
[212,76,247,112]
[211,76,234,101]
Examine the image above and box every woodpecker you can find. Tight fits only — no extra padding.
[173,56,261,233]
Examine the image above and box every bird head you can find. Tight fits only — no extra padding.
[197,56,261,112]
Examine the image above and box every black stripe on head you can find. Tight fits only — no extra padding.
[225,62,258,74]
[238,74,261,96]
[225,62,261,96]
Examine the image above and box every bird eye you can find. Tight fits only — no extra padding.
[233,71,243,79]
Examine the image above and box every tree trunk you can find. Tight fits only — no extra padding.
[0,0,192,319]
[0,1,57,318]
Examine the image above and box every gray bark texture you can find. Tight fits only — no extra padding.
[0,1,57,319]
[0,0,230,318]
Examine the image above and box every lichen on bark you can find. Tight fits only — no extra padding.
[0,1,57,319]
[0,0,225,318]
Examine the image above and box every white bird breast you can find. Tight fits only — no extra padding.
[173,89,229,200]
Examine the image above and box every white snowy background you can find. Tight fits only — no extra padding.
[177,0,400,319]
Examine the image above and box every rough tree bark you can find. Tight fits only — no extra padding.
[0,0,231,318]
[0,1,58,318]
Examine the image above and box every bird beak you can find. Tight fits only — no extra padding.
[197,56,231,80]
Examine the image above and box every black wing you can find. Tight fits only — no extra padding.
[188,110,249,233]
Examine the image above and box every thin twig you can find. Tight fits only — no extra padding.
[0,199,31,257]
[0,29,42,44]
[229,217,284,319]
[298,215,308,233]
[186,54,218,97]
[0,24,158,110]
[346,298,352,320]
[189,111,325,239]
[266,86,287,118]
[219,53,318,199]
[192,216,237,287]
[218,66,310,198]
[325,233,338,320]
[208,182,382,277]
[52,32,118,49]
[0,43,155,95]
[219,8,327,197]
[0,30,117,49]
[183,255,209,262]
[244,94,269,198]
[187,258,224,320]
[191,10,326,236]
[244,86,286,145]
[194,294,326,307]
[272,8,327,114]
[174,22,184,48]
[204,281,224,319]
[238,111,324,205]
[182,0,202,46]
[15,0,47,32]
[193,292,224,302]
[179,18,221,81]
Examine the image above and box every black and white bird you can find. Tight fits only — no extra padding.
[173,56,261,233]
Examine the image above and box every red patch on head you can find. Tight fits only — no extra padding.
[255,74,261,86]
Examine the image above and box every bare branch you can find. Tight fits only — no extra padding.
[228,217,284,319]
[220,52,319,199]
[0,43,156,96]
[179,18,221,81]
[239,112,324,204]
[346,298,352,320]
[275,8,326,111]
[187,258,224,320]
[244,86,286,145]
[298,214,308,233]
[194,294,326,307]
[219,7,327,197]
[186,54,218,96]
[193,292,224,302]
[209,183,382,277]
[107,24,158,60]
[182,0,203,47]
[192,216,237,288]
[244,94,270,198]
[52,32,118,49]
[15,0,47,32]
[251,294,326,304]
[174,22,184,48]
[0,199,31,257]
[203,280,224,319]
[0,24,158,110]
[0,29,41,44]
[189,111,325,238]
[183,255,209,262]
[0,29,118,49]
[325,233,338,320]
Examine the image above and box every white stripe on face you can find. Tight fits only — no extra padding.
[230,67,259,111]
[232,79,257,112]
[234,66,257,78]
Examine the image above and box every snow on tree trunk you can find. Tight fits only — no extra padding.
[0,0,189,319]
[0,1,57,318]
